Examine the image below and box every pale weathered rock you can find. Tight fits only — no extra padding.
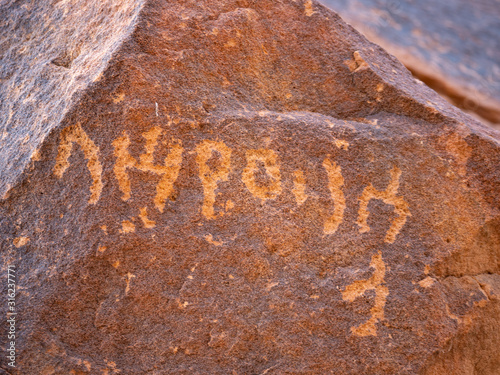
[0,1,499,374]
[0,0,144,199]
[320,0,500,128]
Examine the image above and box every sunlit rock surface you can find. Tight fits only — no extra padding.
[1,1,499,374]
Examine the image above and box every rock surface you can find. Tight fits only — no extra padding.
[319,0,500,128]
[1,0,499,374]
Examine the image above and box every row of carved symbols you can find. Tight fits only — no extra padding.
[53,125,410,243]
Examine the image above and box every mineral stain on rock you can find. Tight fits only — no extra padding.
[0,0,499,374]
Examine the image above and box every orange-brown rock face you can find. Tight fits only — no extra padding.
[0,1,499,374]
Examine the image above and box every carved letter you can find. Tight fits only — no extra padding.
[292,170,308,206]
[53,123,103,204]
[112,126,183,212]
[196,140,232,220]
[242,149,282,200]
[357,167,410,243]
[323,158,345,234]
[342,251,388,337]
[112,133,136,202]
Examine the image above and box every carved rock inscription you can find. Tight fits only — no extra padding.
[53,124,411,244]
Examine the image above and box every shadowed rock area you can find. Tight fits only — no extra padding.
[0,0,499,374]
[0,0,144,198]
[320,0,500,129]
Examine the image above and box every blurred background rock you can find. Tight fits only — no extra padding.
[319,0,500,130]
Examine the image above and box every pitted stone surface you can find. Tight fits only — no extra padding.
[0,1,499,374]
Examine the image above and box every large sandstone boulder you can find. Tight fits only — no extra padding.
[1,0,499,374]
[319,0,500,128]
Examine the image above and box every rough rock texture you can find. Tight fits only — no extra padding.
[319,0,500,128]
[0,0,144,199]
[1,0,499,374]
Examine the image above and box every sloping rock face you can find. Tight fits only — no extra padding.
[0,0,144,200]
[319,0,500,128]
[0,1,499,374]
